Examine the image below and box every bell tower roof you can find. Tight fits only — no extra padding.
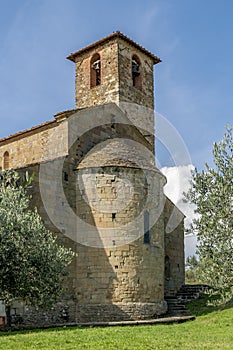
[67,31,161,64]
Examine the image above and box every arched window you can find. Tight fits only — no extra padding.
[3,151,9,170]
[132,54,142,90]
[90,53,101,88]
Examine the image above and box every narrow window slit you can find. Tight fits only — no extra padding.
[63,172,69,182]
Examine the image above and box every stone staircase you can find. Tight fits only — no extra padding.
[164,284,209,317]
[165,296,190,316]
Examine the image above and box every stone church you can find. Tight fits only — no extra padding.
[0,32,184,325]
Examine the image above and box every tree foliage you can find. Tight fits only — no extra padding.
[185,255,200,284]
[0,169,74,324]
[184,125,233,304]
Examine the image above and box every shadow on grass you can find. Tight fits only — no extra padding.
[187,293,233,316]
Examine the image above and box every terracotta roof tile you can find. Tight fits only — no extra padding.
[76,138,164,176]
[0,120,56,145]
[0,109,77,145]
[67,31,161,64]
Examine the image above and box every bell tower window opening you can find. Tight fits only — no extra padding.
[90,53,101,88]
[3,151,9,170]
[132,54,142,90]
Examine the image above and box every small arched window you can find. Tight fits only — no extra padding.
[132,54,142,90]
[90,53,101,88]
[3,151,10,170]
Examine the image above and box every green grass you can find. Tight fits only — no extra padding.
[1,298,233,350]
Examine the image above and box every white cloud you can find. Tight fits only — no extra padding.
[161,164,194,213]
[161,165,198,257]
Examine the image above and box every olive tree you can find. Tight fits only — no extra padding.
[0,169,74,326]
[184,125,233,304]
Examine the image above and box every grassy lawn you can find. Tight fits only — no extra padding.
[0,298,233,350]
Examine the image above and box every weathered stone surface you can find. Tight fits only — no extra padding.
[164,198,185,296]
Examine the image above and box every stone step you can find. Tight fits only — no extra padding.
[167,304,187,309]
[164,284,209,317]
[168,308,190,312]
[166,301,186,305]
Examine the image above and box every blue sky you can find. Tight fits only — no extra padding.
[0,0,232,169]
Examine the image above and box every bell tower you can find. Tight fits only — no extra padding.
[67,31,161,152]
[67,31,160,110]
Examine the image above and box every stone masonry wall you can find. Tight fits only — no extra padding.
[0,120,68,170]
[164,198,185,296]
[13,161,168,324]
[74,38,155,111]
[117,39,155,151]
[73,165,167,321]
[118,39,154,110]
[75,39,120,108]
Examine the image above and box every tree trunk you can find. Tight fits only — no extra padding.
[5,305,11,329]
